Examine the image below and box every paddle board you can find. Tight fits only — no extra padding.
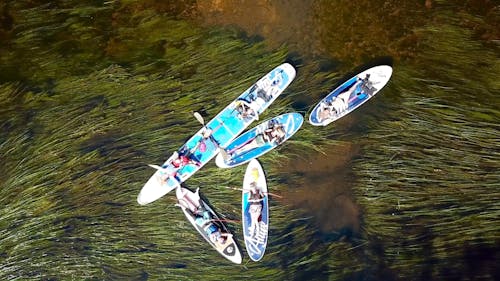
[215,112,304,168]
[242,159,269,262]
[309,65,393,126]
[176,187,242,264]
[138,63,296,205]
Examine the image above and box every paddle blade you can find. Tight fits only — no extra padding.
[193,112,205,126]
[148,164,165,171]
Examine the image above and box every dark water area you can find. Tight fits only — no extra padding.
[278,142,361,234]
[1,0,499,280]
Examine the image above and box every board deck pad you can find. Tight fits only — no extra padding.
[176,187,242,264]
[215,112,304,168]
[242,159,269,261]
[309,65,393,126]
[137,63,296,205]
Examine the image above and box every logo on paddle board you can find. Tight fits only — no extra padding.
[225,245,234,255]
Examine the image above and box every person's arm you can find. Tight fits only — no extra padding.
[261,132,272,143]
[189,159,200,167]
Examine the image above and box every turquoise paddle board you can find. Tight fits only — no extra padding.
[215,112,304,168]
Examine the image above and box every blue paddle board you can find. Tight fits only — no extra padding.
[138,63,296,205]
[309,65,393,126]
[242,159,269,261]
[215,112,304,168]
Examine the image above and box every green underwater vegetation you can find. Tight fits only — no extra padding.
[1,0,499,280]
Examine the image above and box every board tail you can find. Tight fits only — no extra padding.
[218,149,232,161]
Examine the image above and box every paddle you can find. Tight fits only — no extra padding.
[148,164,167,171]
[194,111,217,139]
[223,186,283,198]
[193,111,229,155]
[210,218,240,224]
[193,111,205,126]
[148,163,182,186]
[147,150,180,171]
[175,202,240,224]
[194,111,225,137]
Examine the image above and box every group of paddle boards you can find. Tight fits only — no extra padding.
[137,63,393,264]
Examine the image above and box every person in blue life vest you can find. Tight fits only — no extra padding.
[193,207,232,250]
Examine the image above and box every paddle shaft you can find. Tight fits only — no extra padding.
[223,186,283,198]
[210,218,240,224]
[193,112,226,146]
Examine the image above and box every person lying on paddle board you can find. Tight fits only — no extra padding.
[211,229,233,251]
[173,152,202,168]
[192,206,233,251]
[359,73,377,96]
[234,99,258,121]
[317,74,376,122]
[226,120,286,157]
[235,71,285,122]
[189,128,220,153]
[247,180,265,238]
[246,69,285,108]
[159,151,201,184]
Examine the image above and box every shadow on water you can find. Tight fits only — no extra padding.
[278,142,361,237]
[193,0,438,65]
[195,0,318,55]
